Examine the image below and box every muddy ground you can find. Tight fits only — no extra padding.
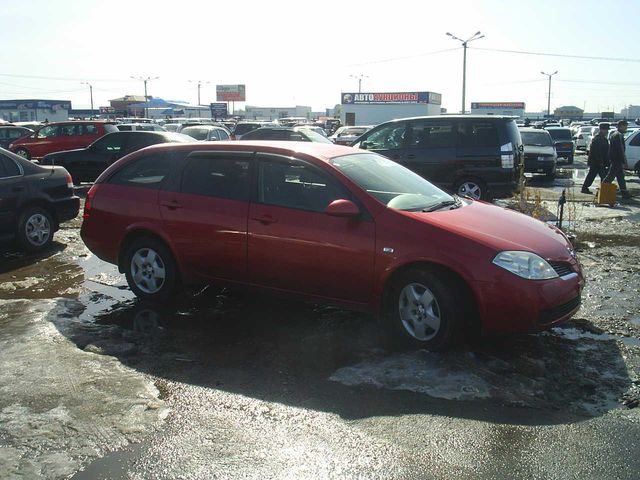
[1,154,639,479]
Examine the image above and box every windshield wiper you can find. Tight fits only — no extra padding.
[422,196,462,212]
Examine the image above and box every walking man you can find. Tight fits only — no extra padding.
[602,120,632,199]
[581,122,610,194]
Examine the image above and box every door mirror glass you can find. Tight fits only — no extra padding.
[325,199,360,218]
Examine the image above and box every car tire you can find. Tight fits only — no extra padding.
[124,237,180,301]
[17,206,54,252]
[454,178,489,201]
[384,268,465,351]
[14,148,31,160]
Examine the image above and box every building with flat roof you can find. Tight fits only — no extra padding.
[243,105,312,121]
[0,99,71,123]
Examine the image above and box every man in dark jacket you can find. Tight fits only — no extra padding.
[602,120,632,199]
[582,123,610,194]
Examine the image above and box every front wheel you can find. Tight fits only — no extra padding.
[14,148,31,160]
[384,269,465,351]
[17,207,54,252]
[124,237,180,301]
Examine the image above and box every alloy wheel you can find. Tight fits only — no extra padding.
[130,248,166,294]
[398,282,442,341]
[457,181,482,200]
[25,213,51,247]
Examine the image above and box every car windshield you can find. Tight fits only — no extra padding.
[547,129,572,141]
[330,153,453,211]
[521,132,552,146]
[181,127,209,140]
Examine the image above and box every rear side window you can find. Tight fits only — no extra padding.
[407,121,454,148]
[104,124,119,134]
[118,125,133,131]
[109,153,173,189]
[457,121,499,148]
[218,130,229,140]
[235,124,260,136]
[82,124,99,135]
[365,123,406,150]
[630,133,640,147]
[0,155,21,177]
[181,157,250,201]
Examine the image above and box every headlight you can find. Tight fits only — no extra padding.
[492,251,558,280]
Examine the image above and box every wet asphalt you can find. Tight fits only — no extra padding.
[1,155,639,479]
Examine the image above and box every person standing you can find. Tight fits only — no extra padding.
[602,120,632,199]
[581,123,610,194]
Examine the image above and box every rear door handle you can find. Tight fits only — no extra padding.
[251,214,278,225]
[160,200,183,210]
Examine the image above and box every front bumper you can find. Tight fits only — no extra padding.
[476,268,584,334]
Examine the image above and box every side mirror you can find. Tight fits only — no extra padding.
[325,199,360,218]
[360,141,369,150]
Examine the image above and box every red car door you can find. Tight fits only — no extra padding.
[158,152,252,282]
[248,154,375,304]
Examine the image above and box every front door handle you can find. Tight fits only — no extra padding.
[251,214,277,225]
[160,200,182,210]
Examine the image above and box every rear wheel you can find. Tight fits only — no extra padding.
[384,268,465,351]
[454,178,489,201]
[17,207,54,252]
[124,237,180,301]
[14,148,31,160]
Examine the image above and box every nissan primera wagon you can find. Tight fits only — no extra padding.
[81,142,584,350]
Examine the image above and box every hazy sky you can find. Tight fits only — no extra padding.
[1,0,639,113]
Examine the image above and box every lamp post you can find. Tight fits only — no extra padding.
[541,71,558,117]
[130,76,159,119]
[349,74,368,93]
[81,82,94,118]
[446,31,484,114]
[189,80,210,117]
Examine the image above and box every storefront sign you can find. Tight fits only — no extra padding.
[471,102,526,109]
[216,85,246,102]
[342,92,440,105]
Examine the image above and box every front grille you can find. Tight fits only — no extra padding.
[549,261,574,277]
[539,295,581,324]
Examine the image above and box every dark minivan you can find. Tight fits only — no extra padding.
[351,115,523,200]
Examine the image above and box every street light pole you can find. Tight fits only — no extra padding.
[349,74,368,93]
[81,82,94,118]
[541,71,558,117]
[130,76,159,119]
[446,31,484,114]
[189,80,210,117]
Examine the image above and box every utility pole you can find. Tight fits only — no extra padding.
[189,80,210,117]
[130,76,159,119]
[349,74,368,93]
[81,82,94,118]
[541,71,558,117]
[447,31,484,114]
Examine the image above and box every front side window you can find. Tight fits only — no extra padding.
[217,130,229,140]
[181,157,250,201]
[364,123,406,150]
[406,121,454,148]
[330,153,452,211]
[457,121,499,148]
[258,160,345,212]
[36,125,59,138]
[108,153,173,189]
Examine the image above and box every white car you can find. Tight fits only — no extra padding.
[574,125,595,150]
[623,129,640,175]
[329,126,373,145]
[116,123,166,132]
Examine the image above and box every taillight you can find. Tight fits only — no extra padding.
[500,142,515,169]
[83,185,98,220]
[66,173,74,190]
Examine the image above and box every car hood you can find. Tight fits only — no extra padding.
[401,201,573,260]
[524,145,556,156]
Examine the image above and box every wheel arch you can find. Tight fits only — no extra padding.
[380,260,481,335]
[19,200,59,230]
[117,227,182,277]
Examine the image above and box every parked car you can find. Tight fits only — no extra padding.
[116,123,166,132]
[544,127,574,164]
[624,129,640,176]
[163,123,181,132]
[231,121,268,140]
[574,125,595,150]
[0,126,33,149]
[180,125,230,141]
[0,147,79,252]
[519,128,557,178]
[351,115,523,201]
[40,131,193,184]
[80,142,584,350]
[329,126,373,145]
[9,121,118,160]
[238,127,333,143]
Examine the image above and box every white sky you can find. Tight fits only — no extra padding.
[1,0,639,113]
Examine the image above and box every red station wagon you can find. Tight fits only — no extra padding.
[80,142,584,349]
[9,121,118,160]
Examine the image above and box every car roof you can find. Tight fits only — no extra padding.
[519,127,551,133]
[378,114,518,125]
[545,126,571,130]
[44,120,115,125]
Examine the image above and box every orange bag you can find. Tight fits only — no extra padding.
[596,183,617,206]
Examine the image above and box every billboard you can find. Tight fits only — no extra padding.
[210,102,228,118]
[0,100,72,110]
[216,85,246,102]
[471,102,526,109]
[342,92,440,105]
